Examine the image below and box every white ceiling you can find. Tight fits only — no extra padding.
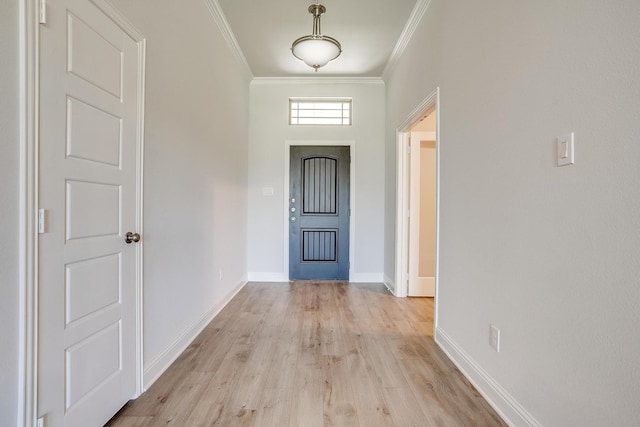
[216,0,419,78]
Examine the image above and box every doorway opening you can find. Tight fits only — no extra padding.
[408,127,437,296]
[394,88,440,320]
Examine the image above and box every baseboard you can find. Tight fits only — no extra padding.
[247,272,384,283]
[383,274,396,295]
[435,328,542,427]
[143,279,247,390]
[349,272,383,283]
[247,272,288,282]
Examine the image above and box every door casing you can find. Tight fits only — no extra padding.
[284,140,355,281]
[18,1,146,425]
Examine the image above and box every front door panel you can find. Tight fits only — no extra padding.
[289,146,350,280]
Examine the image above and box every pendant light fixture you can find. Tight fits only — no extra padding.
[291,3,342,71]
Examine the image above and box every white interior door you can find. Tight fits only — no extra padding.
[38,0,142,425]
[408,131,436,297]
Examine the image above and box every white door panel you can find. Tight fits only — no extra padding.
[38,0,142,425]
[66,322,121,408]
[67,13,123,98]
[65,254,120,323]
[66,181,121,239]
[66,97,122,166]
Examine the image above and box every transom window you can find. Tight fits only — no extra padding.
[289,98,352,125]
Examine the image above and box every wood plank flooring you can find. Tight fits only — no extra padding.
[106,282,506,427]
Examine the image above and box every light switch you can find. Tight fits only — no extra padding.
[557,133,575,166]
[262,187,274,196]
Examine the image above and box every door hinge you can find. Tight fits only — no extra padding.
[39,0,47,24]
[407,144,411,155]
[406,209,410,218]
[38,208,48,234]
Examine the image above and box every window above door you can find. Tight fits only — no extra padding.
[289,98,352,126]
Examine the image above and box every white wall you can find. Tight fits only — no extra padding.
[385,0,640,425]
[0,1,20,425]
[107,0,250,380]
[248,80,385,282]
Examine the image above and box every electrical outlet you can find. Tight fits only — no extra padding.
[489,325,501,352]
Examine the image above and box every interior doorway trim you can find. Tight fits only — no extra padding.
[394,87,440,320]
[284,140,355,281]
[18,1,40,425]
[18,1,146,425]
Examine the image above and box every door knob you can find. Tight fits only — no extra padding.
[125,232,141,244]
[290,217,296,222]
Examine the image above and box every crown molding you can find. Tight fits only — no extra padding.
[382,0,432,80]
[203,0,253,78]
[251,77,384,85]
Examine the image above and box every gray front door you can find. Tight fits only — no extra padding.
[289,146,350,280]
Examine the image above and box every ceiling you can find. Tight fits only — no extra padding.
[216,0,419,78]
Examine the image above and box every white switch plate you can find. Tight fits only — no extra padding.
[557,133,575,166]
[262,187,274,196]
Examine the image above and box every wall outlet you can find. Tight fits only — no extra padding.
[489,325,501,352]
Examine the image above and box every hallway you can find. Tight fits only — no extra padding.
[107,282,505,426]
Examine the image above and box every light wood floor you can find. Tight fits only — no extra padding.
[106,282,506,427]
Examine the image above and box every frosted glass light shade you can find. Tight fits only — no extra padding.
[291,36,341,70]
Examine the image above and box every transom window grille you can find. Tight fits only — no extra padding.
[289,98,352,125]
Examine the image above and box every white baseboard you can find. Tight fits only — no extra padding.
[435,328,542,427]
[247,272,384,283]
[247,272,288,282]
[143,279,247,390]
[349,272,383,283]
[383,274,396,295]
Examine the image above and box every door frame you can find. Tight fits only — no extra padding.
[284,140,355,281]
[18,1,146,425]
[394,88,440,315]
